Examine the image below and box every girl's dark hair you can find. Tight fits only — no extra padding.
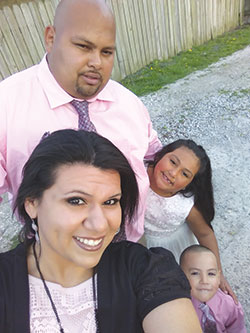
[14,129,139,245]
[148,139,214,228]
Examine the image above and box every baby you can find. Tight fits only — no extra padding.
[180,245,247,333]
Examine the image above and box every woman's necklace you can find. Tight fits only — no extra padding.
[32,242,100,332]
[92,266,100,332]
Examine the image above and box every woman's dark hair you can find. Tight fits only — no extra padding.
[14,129,139,245]
[148,139,214,228]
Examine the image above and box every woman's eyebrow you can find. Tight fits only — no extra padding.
[64,191,122,198]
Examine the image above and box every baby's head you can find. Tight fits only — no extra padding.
[180,245,220,303]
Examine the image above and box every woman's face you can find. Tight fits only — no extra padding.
[25,163,122,275]
[150,146,200,196]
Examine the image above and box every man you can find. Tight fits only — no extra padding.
[0,0,161,241]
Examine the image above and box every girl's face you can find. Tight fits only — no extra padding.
[25,163,122,277]
[150,146,200,197]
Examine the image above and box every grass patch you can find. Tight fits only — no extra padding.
[121,25,250,96]
[240,88,250,94]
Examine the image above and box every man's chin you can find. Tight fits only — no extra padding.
[76,84,102,99]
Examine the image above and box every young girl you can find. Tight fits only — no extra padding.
[144,139,236,301]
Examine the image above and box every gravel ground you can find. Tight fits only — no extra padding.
[1,46,250,329]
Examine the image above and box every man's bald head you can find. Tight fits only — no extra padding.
[54,0,115,33]
[44,0,116,99]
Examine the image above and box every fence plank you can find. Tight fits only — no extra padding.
[138,0,151,65]
[28,1,46,45]
[132,0,147,66]
[0,14,19,75]
[157,0,168,59]
[109,0,130,77]
[20,3,44,59]
[184,0,193,48]
[0,8,25,71]
[38,1,51,27]
[152,0,163,59]
[44,0,56,23]
[145,0,158,61]
[121,0,141,72]
[0,48,11,78]
[4,5,34,68]
[13,4,40,64]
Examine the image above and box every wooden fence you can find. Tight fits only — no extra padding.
[0,0,245,82]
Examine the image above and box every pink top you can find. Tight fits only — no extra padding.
[0,55,161,241]
[192,289,247,333]
[29,274,96,332]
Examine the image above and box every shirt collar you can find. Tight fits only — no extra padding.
[191,295,217,311]
[38,55,115,108]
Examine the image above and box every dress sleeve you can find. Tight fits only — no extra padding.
[131,245,191,320]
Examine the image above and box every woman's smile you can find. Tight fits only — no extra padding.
[73,235,104,251]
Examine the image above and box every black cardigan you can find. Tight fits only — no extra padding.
[0,241,191,332]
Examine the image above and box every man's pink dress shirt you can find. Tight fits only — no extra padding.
[0,56,161,241]
[192,290,247,332]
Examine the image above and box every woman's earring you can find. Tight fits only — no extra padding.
[115,227,120,235]
[31,219,40,243]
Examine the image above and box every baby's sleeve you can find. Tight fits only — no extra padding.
[225,300,247,333]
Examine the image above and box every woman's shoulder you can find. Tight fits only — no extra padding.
[0,243,25,258]
[103,241,183,273]
[0,243,30,332]
[0,243,26,273]
[106,240,174,256]
[101,241,191,318]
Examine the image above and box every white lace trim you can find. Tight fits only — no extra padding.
[29,274,97,333]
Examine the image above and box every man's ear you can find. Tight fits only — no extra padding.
[44,25,56,53]
[24,198,39,219]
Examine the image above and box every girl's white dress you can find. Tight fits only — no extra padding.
[144,188,198,262]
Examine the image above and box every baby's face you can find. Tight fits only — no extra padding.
[181,251,220,303]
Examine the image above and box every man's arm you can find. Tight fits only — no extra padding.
[0,117,8,203]
[144,118,162,160]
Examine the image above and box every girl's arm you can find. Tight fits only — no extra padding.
[186,206,238,303]
[143,298,202,333]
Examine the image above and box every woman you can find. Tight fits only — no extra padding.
[0,129,201,332]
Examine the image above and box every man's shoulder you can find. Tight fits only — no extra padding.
[215,288,234,302]
[210,289,240,312]
[0,64,39,90]
[106,79,141,101]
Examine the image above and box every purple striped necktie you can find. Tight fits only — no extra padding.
[199,303,217,333]
[70,99,96,132]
